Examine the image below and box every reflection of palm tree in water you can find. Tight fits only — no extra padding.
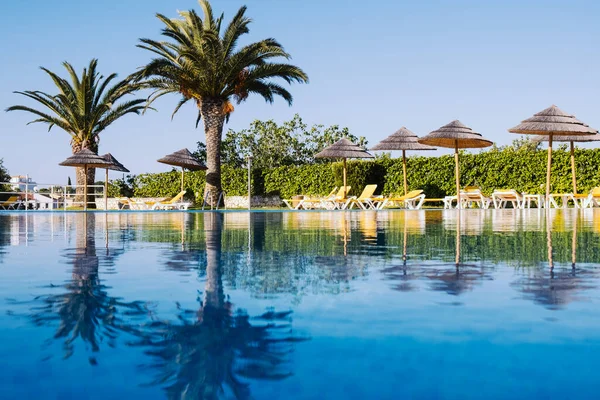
[137,212,306,399]
[26,214,146,364]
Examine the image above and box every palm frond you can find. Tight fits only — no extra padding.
[135,0,308,131]
[7,59,145,143]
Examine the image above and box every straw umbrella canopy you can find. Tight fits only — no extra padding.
[509,105,598,201]
[418,120,493,206]
[535,133,600,194]
[158,148,207,193]
[59,149,112,210]
[371,127,436,195]
[314,138,373,198]
[101,153,130,210]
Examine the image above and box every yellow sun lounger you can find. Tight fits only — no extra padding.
[0,196,21,210]
[492,189,523,209]
[344,184,380,210]
[317,186,352,210]
[577,187,600,208]
[460,186,492,209]
[378,190,425,210]
[282,187,338,210]
[149,191,190,210]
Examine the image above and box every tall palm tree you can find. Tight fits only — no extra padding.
[6,59,146,207]
[135,0,308,204]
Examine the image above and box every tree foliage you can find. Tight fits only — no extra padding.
[0,159,9,183]
[134,0,309,125]
[6,59,146,153]
[196,114,368,169]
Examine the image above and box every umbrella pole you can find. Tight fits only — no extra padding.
[454,141,460,209]
[181,167,184,193]
[104,168,108,211]
[402,211,408,264]
[343,158,347,198]
[402,150,408,196]
[570,141,577,194]
[572,211,577,268]
[84,165,88,211]
[546,135,553,207]
[546,209,553,269]
[455,213,461,267]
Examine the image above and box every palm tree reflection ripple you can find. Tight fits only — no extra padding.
[134,212,308,399]
[24,214,147,365]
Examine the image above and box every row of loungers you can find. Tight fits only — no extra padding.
[284,186,426,210]
[454,187,600,209]
[0,192,191,211]
[118,191,191,210]
[283,186,600,210]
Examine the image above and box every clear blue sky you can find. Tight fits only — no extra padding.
[1,0,598,184]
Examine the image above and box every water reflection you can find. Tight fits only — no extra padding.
[0,215,12,262]
[160,213,207,273]
[135,212,307,399]
[512,210,598,309]
[382,210,491,297]
[18,214,147,364]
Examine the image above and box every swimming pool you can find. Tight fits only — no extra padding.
[1,209,599,399]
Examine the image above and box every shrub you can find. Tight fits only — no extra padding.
[116,147,600,201]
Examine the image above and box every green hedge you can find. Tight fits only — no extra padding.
[122,146,600,202]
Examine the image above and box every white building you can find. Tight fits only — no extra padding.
[9,175,37,192]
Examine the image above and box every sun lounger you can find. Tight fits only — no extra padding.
[319,186,352,210]
[344,184,381,210]
[117,197,156,210]
[522,194,544,208]
[460,186,492,209]
[548,193,577,209]
[0,196,22,210]
[492,189,523,209]
[291,186,350,210]
[282,187,337,210]
[149,191,190,210]
[443,196,458,209]
[378,190,425,210]
[576,187,600,208]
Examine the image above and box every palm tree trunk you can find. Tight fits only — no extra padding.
[72,144,97,209]
[200,98,226,207]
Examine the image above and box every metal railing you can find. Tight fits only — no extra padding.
[0,179,105,211]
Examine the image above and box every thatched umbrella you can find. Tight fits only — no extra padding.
[371,127,436,195]
[59,149,112,210]
[314,138,373,198]
[535,133,600,194]
[158,148,207,193]
[101,153,130,210]
[418,120,493,207]
[509,105,598,202]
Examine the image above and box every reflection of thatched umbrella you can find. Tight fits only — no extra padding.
[315,138,373,198]
[59,149,112,210]
[536,133,600,194]
[509,105,598,202]
[371,127,436,195]
[158,148,207,193]
[100,153,129,211]
[419,121,492,206]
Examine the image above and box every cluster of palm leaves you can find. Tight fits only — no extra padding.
[7,0,307,205]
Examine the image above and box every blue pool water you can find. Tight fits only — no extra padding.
[1,209,600,399]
